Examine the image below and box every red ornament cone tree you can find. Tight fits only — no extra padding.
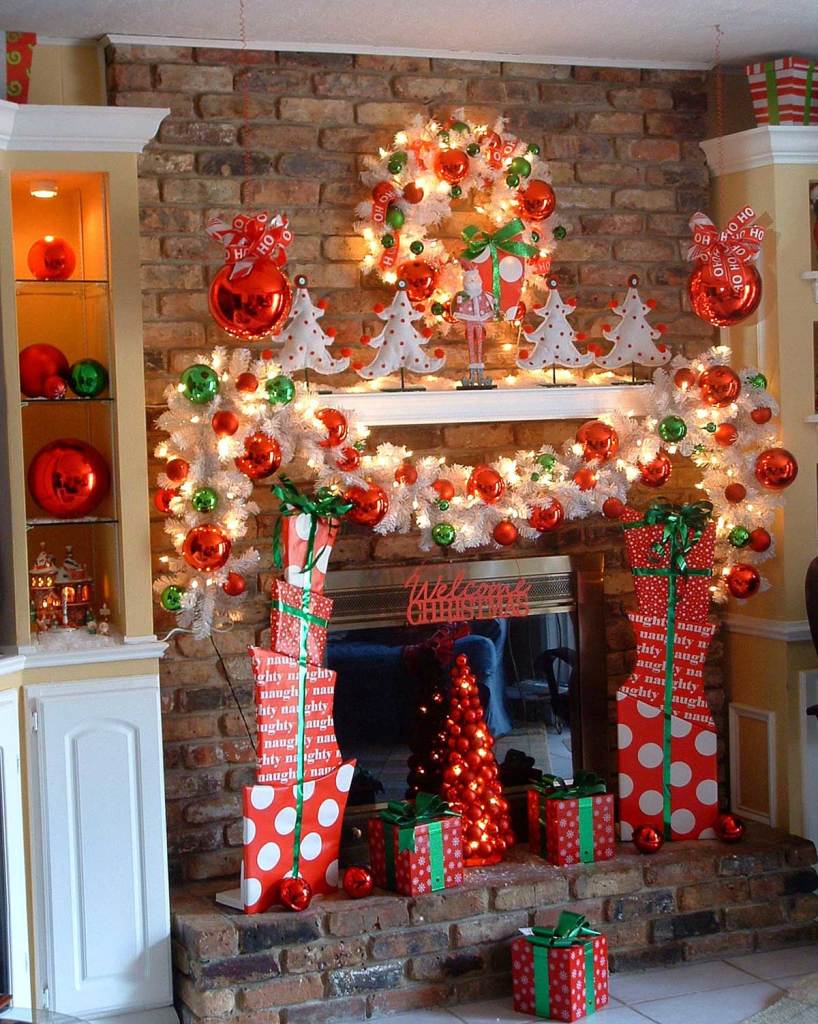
[440,653,514,866]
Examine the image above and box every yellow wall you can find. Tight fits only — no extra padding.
[27,43,105,106]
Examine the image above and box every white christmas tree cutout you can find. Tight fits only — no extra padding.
[275,275,350,382]
[594,274,670,371]
[518,277,593,378]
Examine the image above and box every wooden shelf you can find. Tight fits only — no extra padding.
[22,396,114,406]
[26,516,118,528]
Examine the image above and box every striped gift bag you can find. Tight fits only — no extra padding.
[745,57,818,125]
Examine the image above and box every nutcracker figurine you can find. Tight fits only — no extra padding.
[453,260,495,389]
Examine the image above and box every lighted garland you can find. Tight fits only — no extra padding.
[154,346,794,636]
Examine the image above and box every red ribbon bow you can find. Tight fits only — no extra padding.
[206,211,293,280]
[687,208,765,292]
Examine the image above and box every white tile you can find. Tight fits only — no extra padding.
[610,960,758,1004]
[371,1012,459,1024]
[448,998,649,1024]
[592,1007,659,1022]
[726,944,818,981]
[633,981,782,1024]
[770,973,816,990]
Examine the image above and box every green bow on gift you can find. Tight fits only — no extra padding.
[380,792,456,852]
[460,218,538,314]
[525,912,601,949]
[271,475,352,571]
[533,769,607,800]
[636,499,714,573]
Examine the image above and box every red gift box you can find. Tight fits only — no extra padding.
[527,784,615,867]
[280,511,340,595]
[465,219,533,320]
[512,918,608,1022]
[368,797,463,896]
[270,579,332,667]
[746,57,818,125]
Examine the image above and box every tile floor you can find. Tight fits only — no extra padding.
[374,945,818,1024]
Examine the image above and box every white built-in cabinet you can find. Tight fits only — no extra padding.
[0,684,30,1004]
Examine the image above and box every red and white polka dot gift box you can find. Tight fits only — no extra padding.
[512,915,609,1022]
[269,579,332,668]
[466,219,532,320]
[279,511,340,594]
[241,761,355,914]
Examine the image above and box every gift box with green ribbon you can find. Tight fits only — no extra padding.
[273,477,349,596]
[270,579,333,668]
[527,771,615,867]
[368,793,463,896]
[746,57,818,125]
[512,913,609,1021]
[460,218,537,319]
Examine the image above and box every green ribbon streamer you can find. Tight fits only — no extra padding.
[805,62,815,125]
[584,941,596,1016]
[527,913,601,1017]
[428,820,445,890]
[578,796,595,863]
[531,772,606,862]
[460,218,538,314]
[271,475,351,572]
[765,62,780,124]
[380,793,454,891]
[273,599,329,630]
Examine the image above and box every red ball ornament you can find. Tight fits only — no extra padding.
[182,524,232,572]
[403,182,424,204]
[433,148,469,184]
[154,488,177,514]
[166,458,189,484]
[19,343,69,398]
[28,439,111,518]
[577,420,619,462]
[236,372,258,394]
[208,260,293,341]
[395,462,418,485]
[602,497,626,520]
[43,374,68,400]
[673,367,697,390]
[714,423,738,447]
[27,235,76,281]
[755,448,798,491]
[528,499,564,532]
[517,179,556,222]
[725,483,747,504]
[315,408,348,448]
[493,520,518,546]
[573,467,597,491]
[344,483,388,527]
[688,264,762,328]
[751,406,772,425]
[211,410,239,437]
[342,865,374,899]
[640,453,672,488]
[632,824,664,854]
[467,465,505,504]
[235,432,282,480]
[397,259,438,303]
[279,876,313,912]
[714,812,745,843]
[222,571,246,597]
[698,365,742,407]
[748,528,771,552]
[433,478,455,501]
[727,564,761,599]
[336,446,361,472]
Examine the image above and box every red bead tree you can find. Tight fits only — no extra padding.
[440,653,515,866]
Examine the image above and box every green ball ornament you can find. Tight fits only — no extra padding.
[381,233,395,249]
[750,372,767,390]
[353,440,366,451]
[506,172,520,188]
[160,585,184,612]
[530,473,541,482]
[466,142,480,157]
[436,499,449,511]
[658,415,687,443]
[704,422,717,434]
[192,487,218,513]
[510,156,532,177]
[410,240,424,255]
[387,159,403,174]
[431,302,445,316]
[553,225,567,240]
[69,358,108,398]
[385,205,405,229]
[437,129,450,144]
[531,231,540,243]
[729,525,751,548]
[450,121,469,133]
[538,453,557,471]
[527,143,541,155]
[265,374,295,405]
[181,364,219,405]
[432,521,456,547]
[451,185,462,198]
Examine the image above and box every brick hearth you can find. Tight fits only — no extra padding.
[172,824,818,1023]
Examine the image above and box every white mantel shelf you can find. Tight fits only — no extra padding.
[0,100,169,153]
[701,125,818,176]
[331,384,651,426]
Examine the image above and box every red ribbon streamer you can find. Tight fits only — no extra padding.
[206,210,293,280]
[687,208,765,292]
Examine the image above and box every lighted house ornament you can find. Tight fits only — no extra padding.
[594,275,670,373]
[29,543,93,630]
[518,276,593,381]
[274,275,350,384]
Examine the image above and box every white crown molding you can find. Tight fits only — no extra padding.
[701,126,818,176]
[0,100,169,153]
[724,613,812,643]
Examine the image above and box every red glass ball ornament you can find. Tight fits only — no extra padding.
[395,462,418,486]
[467,465,505,504]
[493,520,518,546]
[344,483,388,527]
[208,259,292,341]
[714,812,745,843]
[573,467,597,491]
[154,487,177,514]
[336,446,361,472]
[602,497,626,520]
[433,148,469,184]
[315,408,348,448]
[235,432,282,480]
[182,524,231,572]
[342,865,374,899]
[699,365,742,407]
[755,448,798,491]
[236,372,259,394]
[28,439,110,518]
[640,453,672,488]
[577,420,619,462]
[714,423,738,447]
[27,235,76,281]
[397,259,438,303]
[166,458,189,484]
[727,563,761,599]
[725,483,747,504]
[19,343,69,398]
[528,499,564,532]
[750,406,772,425]
[673,367,697,390]
[222,571,246,597]
[43,374,67,400]
[688,264,762,328]
[279,876,313,912]
[748,528,771,552]
[212,410,239,437]
[433,479,455,501]
[517,179,556,222]
[632,824,664,854]
[403,182,424,204]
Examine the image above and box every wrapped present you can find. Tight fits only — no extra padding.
[746,57,818,125]
[460,218,537,320]
[270,579,332,667]
[241,761,355,913]
[273,477,349,595]
[512,914,609,1022]
[368,793,463,896]
[527,771,615,867]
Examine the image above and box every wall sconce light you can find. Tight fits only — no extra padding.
[30,180,58,199]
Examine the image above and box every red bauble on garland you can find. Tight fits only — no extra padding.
[28,439,111,518]
[726,563,761,599]
[342,865,374,899]
[434,148,469,184]
[222,571,246,596]
[208,260,292,341]
[235,433,281,480]
[397,259,438,303]
[572,467,597,491]
[344,483,388,527]
[153,487,177,514]
[673,367,697,390]
[632,824,664,854]
[212,410,239,437]
[279,876,313,912]
[517,179,556,222]
[639,452,672,488]
[27,236,76,281]
[699,366,742,407]
[315,408,348,448]
[433,479,455,502]
[755,448,798,490]
[751,406,772,425]
[19,343,69,398]
[467,465,505,504]
[528,499,564,532]
[166,458,189,484]
[395,462,418,485]
[236,372,258,394]
[688,264,762,328]
[725,483,747,504]
[577,420,619,462]
[714,812,745,843]
[602,497,626,520]
[748,528,771,552]
[714,423,738,447]
[336,446,361,472]
[182,524,231,572]
[493,520,518,546]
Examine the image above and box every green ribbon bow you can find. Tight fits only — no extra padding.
[460,218,538,314]
[531,771,607,863]
[379,793,456,891]
[525,914,601,1018]
[632,499,714,573]
[272,475,352,572]
[533,769,607,800]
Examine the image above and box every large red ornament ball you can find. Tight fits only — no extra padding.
[28,439,111,518]
[673,367,697,391]
[725,482,747,504]
[433,148,469,184]
[19,343,69,398]
[166,458,189,484]
[528,499,564,532]
[344,483,388,527]
[751,406,772,425]
[632,824,664,854]
[235,432,282,480]
[153,487,177,515]
[714,423,738,447]
[433,478,455,502]
[688,264,762,328]
[279,876,313,912]
[342,865,374,899]
[395,462,418,485]
[397,259,438,303]
[699,366,742,407]
[755,448,798,491]
[211,410,239,437]
[208,260,292,341]
[748,528,772,552]
[27,235,76,281]
[467,465,505,504]
[493,520,518,546]
[726,563,761,599]
[714,812,745,843]
[182,524,232,572]
[602,497,626,520]
[577,420,619,462]
[315,408,348,448]
[222,571,246,596]
[336,446,361,472]
[572,467,597,491]
[517,179,556,222]
[640,452,672,488]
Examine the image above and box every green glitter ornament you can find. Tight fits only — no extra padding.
[431,522,456,547]
[181,364,219,405]
[553,225,567,240]
[192,487,218,513]
[386,206,405,229]
[750,372,767,390]
[530,473,541,482]
[658,415,687,443]
[729,525,751,548]
[69,358,108,398]
[538,453,557,471]
[265,374,295,405]
[160,585,184,612]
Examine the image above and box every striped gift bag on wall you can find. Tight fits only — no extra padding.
[746,56,818,125]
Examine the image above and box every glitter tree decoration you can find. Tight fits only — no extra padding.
[594,274,671,373]
[518,276,593,382]
[356,282,445,389]
[274,275,350,384]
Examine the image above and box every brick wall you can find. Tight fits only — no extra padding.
[105,44,720,884]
